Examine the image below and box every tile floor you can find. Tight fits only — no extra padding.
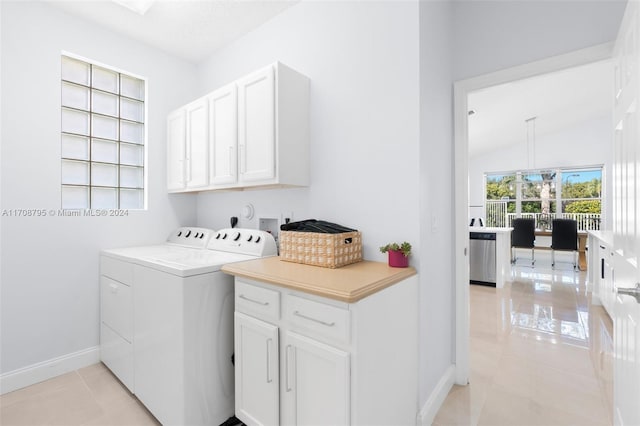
[434,263,614,426]
[0,263,613,426]
[0,363,159,425]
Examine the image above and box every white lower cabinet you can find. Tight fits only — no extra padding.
[235,312,280,426]
[233,276,418,426]
[281,331,350,426]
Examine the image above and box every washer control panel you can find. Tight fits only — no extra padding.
[207,228,277,257]
[167,227,215,248]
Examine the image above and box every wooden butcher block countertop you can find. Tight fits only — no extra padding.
[221,257,417,303]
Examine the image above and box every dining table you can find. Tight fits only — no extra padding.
[534,229,588,271]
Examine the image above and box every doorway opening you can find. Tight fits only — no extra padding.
[453,43,614,385]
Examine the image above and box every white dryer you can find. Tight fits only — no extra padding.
[100,227,277,426]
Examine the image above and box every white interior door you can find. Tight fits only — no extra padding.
[612,1,640,424]
[613,257,640,426]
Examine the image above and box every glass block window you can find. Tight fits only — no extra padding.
[61,55,145,210]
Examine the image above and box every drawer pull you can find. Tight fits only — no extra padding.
[239,294,269,306]
[293,310,335,327]
[109,283,118,293]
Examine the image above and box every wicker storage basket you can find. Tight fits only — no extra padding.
[280,230,362,268]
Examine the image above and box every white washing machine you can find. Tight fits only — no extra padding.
[100,227,277,426]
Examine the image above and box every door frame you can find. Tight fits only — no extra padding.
[453,43,614,385]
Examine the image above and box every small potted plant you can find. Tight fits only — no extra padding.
[379,242,412,268]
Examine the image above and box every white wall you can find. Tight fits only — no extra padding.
[193,0,459,411]
[469,115,613,227]
[453,0,627,81]
[0,1,197,375]
[419,0,455,405]
[195,1,421,262]
[193,0,456,408]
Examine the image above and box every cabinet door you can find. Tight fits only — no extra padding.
[209,84,238,186]
[235,312,279,426]
[282,331,350,426]
[167,109,186,190]
[238,66,275,183]
[185,98,209,188]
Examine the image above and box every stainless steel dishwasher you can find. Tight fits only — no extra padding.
[469,232,496,286]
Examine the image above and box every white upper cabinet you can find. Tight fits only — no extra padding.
[167,98,209,190]
[238,66,276,183]
[209,83,238,186]
[167,62,310,192]
[185,98,209,189]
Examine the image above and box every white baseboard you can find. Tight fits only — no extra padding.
[416,364,456,426]
[0,346,100,395]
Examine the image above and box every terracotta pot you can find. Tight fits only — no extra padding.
[388,249,409,267]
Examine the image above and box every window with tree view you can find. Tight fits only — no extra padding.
[485,167,602,231]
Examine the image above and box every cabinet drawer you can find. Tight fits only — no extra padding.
[101,276,133,342]
[235,280,280,321]
[100,256,134,285]
[284,294,350,345]
[100,323,134,392]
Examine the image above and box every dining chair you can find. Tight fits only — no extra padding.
[511,218,536,266]
[551,219,578,269]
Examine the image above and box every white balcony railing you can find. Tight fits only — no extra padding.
[485,201,601,231]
